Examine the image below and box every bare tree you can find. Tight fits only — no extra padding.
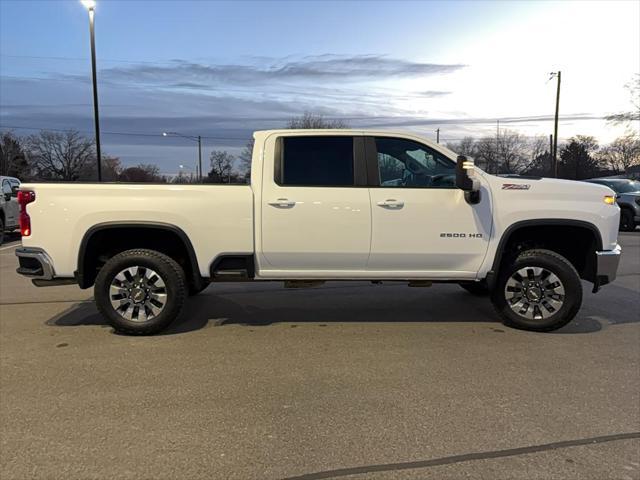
[606,74,640,125]
[446,136,476,158]
[473,136,498,173]
[119,164,164,182]
[287,111,349,129]
[599,133,640,173]
[496,130,529,174]
[27,130,95,181]
[522,135,552,176]
[208,150,235,183]
[80,155,122,181]
[0,131,30,179]
[237,139,254,182]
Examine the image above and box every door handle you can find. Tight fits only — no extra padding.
[268,198,296,208]
[377,199,404,209]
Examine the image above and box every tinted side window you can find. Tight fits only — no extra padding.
[375,137,455,188]
[2,181,11,195]
[281,136,354,186]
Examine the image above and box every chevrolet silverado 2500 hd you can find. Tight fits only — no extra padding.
[15,130,621,334]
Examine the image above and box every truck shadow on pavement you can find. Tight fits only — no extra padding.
[46,282,638,336]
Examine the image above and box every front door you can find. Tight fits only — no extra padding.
[366,136,492,277]
[260,135,371,273]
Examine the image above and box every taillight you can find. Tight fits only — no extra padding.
[17,190,36,237]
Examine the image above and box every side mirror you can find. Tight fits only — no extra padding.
[456,155,481,204]
[3,193,10,201]
[11,186,19,198]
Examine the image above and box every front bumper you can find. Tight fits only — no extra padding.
[594,244,622,290]
[15,247,55,280]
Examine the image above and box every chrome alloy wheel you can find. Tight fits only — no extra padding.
[109,266,167,322]
[504,266,565,321]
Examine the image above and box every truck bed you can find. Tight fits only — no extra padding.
[20,183,254,277]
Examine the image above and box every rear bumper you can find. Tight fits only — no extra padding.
[594,244,622,290]
[15,247,55,280]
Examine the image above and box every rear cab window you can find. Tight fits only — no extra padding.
[277,136,355,187]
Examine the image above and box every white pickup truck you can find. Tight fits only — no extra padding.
[16,129,621,334]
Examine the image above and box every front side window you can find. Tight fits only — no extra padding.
[375,137,455,188]
[280,136,354,186]
[2,181,12,195]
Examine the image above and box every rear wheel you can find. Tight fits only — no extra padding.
[95,249,187,335]
[491,249,582,332]
[620,209,635,232]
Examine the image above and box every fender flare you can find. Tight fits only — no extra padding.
[75,221,203,289]
[486,218,603,288]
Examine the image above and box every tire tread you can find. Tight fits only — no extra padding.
[95,248,187,335]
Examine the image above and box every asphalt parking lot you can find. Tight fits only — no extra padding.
[1,233,639,480]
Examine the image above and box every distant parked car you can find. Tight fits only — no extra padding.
[0,176,21,244]
[586,178,640,231]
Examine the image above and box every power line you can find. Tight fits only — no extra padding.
[0,53,178,66]
[0,125,250,141]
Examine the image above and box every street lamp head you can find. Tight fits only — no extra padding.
[81,0,96,10]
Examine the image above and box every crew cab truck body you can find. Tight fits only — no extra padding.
[16,130,621,334]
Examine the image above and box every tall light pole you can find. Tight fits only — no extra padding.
[162,132,203,181]
[550,71,561,178]
[81,0,102,181]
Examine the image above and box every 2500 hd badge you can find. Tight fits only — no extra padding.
[440,233,484,238]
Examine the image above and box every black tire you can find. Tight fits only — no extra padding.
[491,249,582,332]
[459,280,490,296]
[620,209,635,232]
[94,249,187,335]
[0,217,4,245]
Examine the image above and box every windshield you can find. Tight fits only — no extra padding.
[608,180,640,193]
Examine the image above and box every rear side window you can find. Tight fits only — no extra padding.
[279,136,354,186]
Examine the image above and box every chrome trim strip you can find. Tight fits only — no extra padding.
[595,244,622,284]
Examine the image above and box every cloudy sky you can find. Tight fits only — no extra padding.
[1,0,638,174]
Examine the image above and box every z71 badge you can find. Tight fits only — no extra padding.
[502,183,531,190]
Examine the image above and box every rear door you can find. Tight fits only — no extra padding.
[260,134,371,273]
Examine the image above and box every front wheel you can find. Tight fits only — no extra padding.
[491,249,582,332]
[95,249,187,335]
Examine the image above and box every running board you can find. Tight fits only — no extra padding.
[284,280,325,289]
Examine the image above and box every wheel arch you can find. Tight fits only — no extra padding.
[487,219,603,288]
[76,221,204,290]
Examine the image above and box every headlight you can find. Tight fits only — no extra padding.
[604,195,616,205]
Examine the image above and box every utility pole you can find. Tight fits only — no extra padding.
[549,134,553,176]
[551,71,561,178]
[436,128,440,144]
[197,135,202,181]
[83,1,102,181]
